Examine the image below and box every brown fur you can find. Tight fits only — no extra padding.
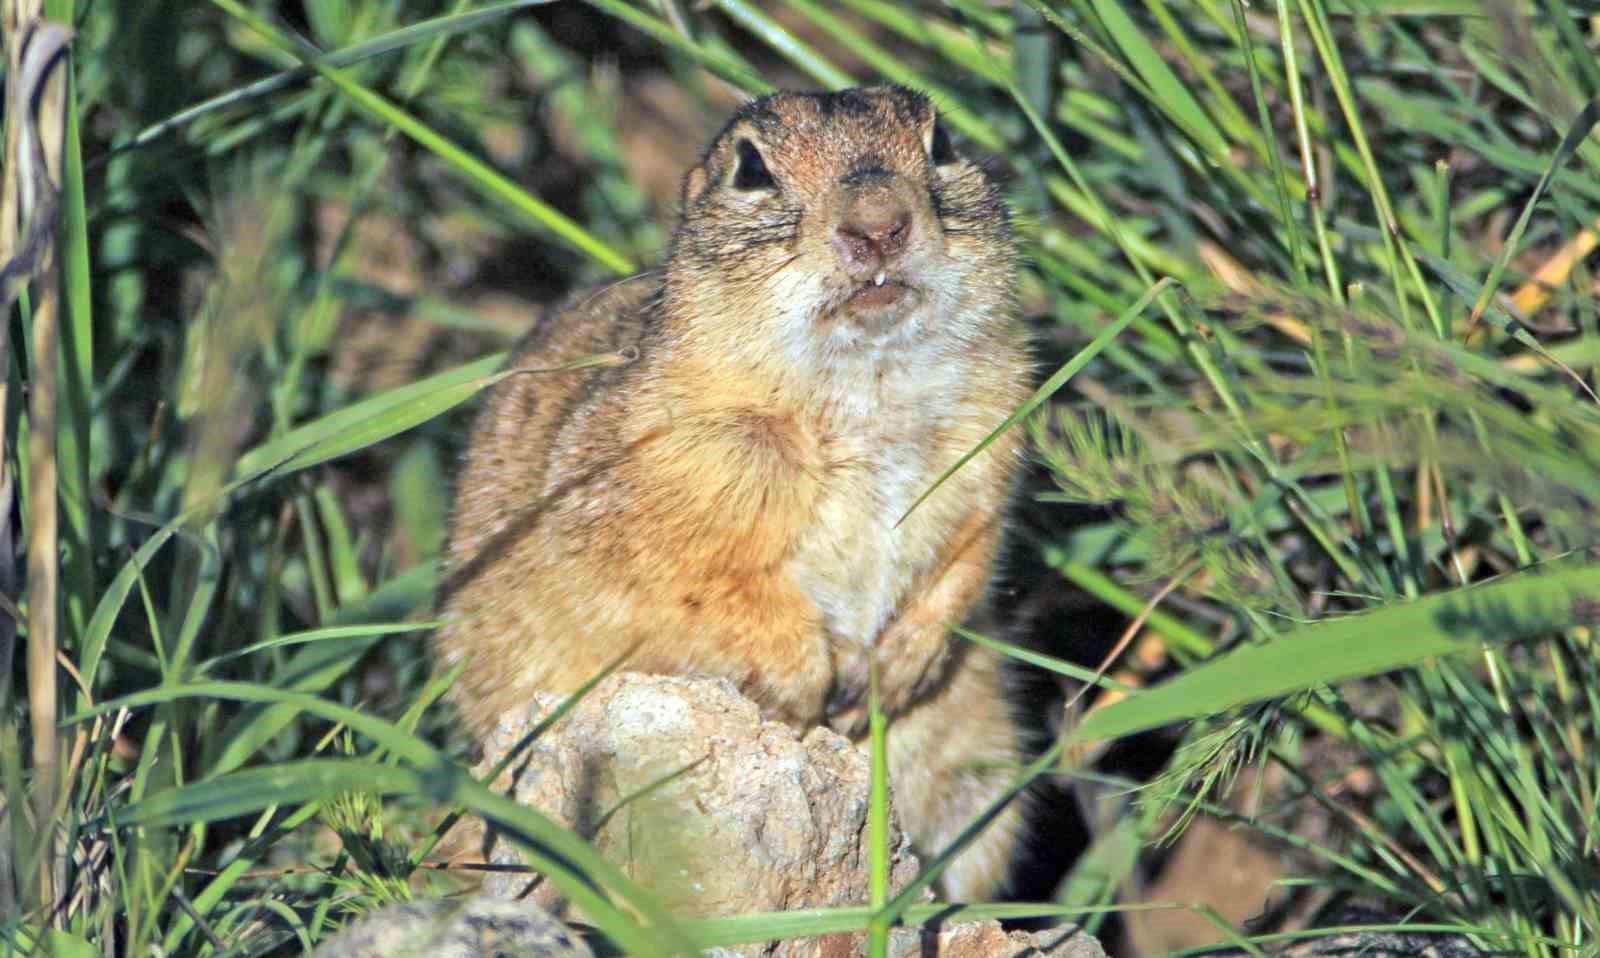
[435,87,1032,900]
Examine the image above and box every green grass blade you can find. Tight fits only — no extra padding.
[954,625,1137,690]
[1089,0,1229,161]
[67,681,441,766]
[313,484,367,604]
[866,665,889,957]
[836,0,1006,83]
[51,34,94,662]
[1069,560,1600,746]
[1466,98,1600,328]
[881,735,1065,921]
[210,0,636,275]
[716,0,854,90]
[112,1,559,158]
[231,352,503,483]
[115,758,416,828]
[411,641,644,866]
[200,566,439,778]
[684,902,1120,947]
[41,931,96,958]
[1053,805,1153,935]
[1047,556,1214,659]
[581,0,770,93]
[779,0,1004,150]
[193,623,434,673]
[897,277,1174,526]
[68,682,696,953]
[233,350,630,486]
[78,524,179,692]
[113,759,678,955]
[1292,0,1443,334]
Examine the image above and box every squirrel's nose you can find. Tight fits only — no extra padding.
[832,191,912,277]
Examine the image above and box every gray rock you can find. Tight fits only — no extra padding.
[470,672,1102,957]
[312,896,591,958]
[475,672,922,927]
[889,922,1107,957]
[1207,906,1484,957]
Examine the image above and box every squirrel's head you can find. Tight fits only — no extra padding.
[667,86,1014,374]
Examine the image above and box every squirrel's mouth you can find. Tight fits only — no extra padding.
[821,272,926,339]
[842,274,915,315]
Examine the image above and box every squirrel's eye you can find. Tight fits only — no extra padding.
[928,120,956,166]
[732,139,776,191]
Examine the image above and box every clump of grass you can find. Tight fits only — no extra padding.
[3,0,1599,955]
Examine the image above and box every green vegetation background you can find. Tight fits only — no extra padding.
[2,0,1598,954]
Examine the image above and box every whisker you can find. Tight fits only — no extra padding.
[573,269,665,312]
[759,252,802,283]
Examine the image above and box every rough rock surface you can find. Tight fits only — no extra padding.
[312,896,591,958]
[470,672,1103,957]
[887,923,1106,957]
[702,922,1105,958]
[475,673,921,917]
[1265,906,1483,957]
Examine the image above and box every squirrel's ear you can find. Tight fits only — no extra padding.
[925,117,956,166]
[683,166,710,208]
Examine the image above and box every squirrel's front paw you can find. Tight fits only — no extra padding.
[822,657,945,739]
[751,643,836,730]
[870,629,955,718]
[825,680,869,738]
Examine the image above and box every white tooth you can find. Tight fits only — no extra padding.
[874,271,885,286]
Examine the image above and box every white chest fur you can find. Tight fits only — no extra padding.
[784,382,974,652]
[788,434,921,646]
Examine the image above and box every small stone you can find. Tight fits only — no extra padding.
[312,896,591,958]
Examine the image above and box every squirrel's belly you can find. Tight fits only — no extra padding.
[788,520,904,647]
[785,438,934,648]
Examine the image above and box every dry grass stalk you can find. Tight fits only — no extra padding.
[1,0,73,917]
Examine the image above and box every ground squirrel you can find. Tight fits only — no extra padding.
[436,86,1032,900]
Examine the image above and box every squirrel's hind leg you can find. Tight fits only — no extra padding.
[881,643,1030,902]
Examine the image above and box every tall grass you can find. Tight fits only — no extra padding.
[1,0,1597,954]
